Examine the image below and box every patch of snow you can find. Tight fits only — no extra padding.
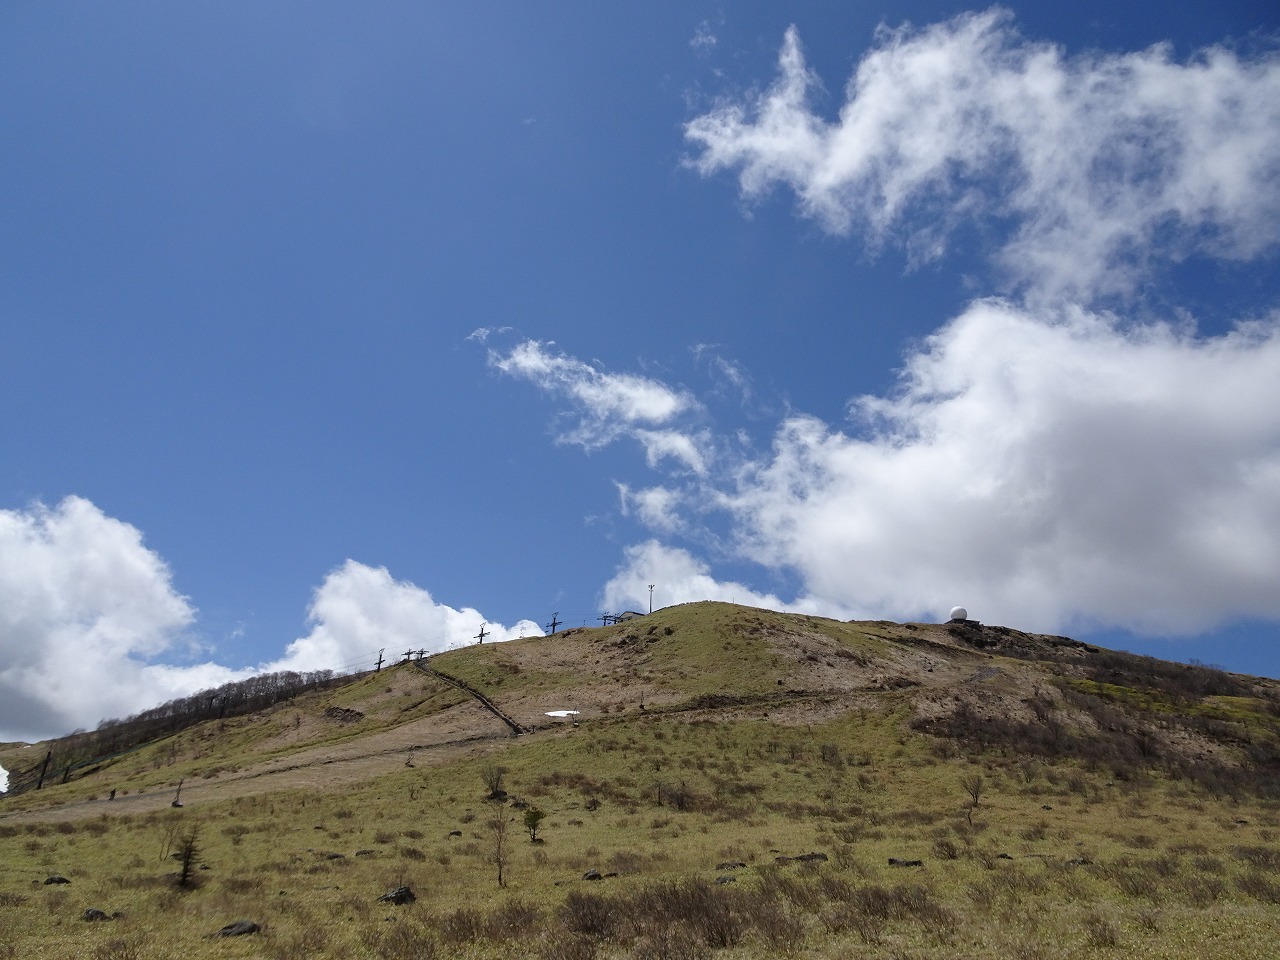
[544,710,580,718]
[0,763,8,793]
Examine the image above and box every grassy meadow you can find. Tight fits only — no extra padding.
[2,603,1278,958]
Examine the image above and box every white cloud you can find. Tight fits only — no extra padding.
[691,20,718,51]
[490,339,709,471]
[0,497,249,743]
[0,499,543,742]
[686,11,1280,302]
[617,483,686,533]
[722,301,1280,634]
[603,540,851,618]
[265,560,541,674]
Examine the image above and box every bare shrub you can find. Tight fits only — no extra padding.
[1182,875,1225,906]
[960,774,984,809]
[1233,845,1280,871]
[439,907,485,944]
[933,837,960,860]
[370,920,439,960]
[632,924,708,960]
[1084,911,1120,948]
[1236,871,1280,903]
[539,934,598,960]
[559,890,618,939]
[486,898,542,941]
[92,937,144,960]
[747,893,805,953]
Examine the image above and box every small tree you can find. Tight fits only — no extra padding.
[489,812,510,887]
[961,773,984,810]
[523,807,546,843]
[176,827,201,888]
[481,763,508,801]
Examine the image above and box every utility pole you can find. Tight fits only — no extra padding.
[476,623,489,644]
[545,612,561,635]
[648,584,655,615]
[401,649,414,663]
[375,648,385,672]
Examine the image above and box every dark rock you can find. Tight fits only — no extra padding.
[715,861,747,871]
[44,876,71,885]
[715,875,737,884]
[324,706,364,723]
[795,852,828,863]
[888,858,923,867]
[997,853,1013,860]
[377,886,416,905]
[448,830,463,837]
[1066,857,1092,867]
[82,908,112,922]
[583,869,603,881]
[355,850,376,857]
[217,921,260,937]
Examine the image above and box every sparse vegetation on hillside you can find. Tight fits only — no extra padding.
[1,603,1278,958]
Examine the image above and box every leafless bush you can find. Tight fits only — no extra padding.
[631,924,707,960]
[92,937,144,960]
[1084,911,1120,948]
[486,898,542,941]
[370,921,438,960]
[1236,871,1280,903]
[934,837,960,860]
[539,933,598,960]
[439,906,485,944]
[747,893,805,953]
[559,890,618,940]
[1233,845,1280,871]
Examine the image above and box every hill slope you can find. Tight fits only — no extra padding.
[2,603,1279,959]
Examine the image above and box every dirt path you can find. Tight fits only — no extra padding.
[0,701,532,825]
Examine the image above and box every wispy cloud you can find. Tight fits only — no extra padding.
[500,12,1280,641]
[489,339,709,473]
[686,10,1280,303]
[690,20,718,51]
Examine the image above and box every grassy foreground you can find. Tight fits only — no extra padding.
[1,604,1278,958]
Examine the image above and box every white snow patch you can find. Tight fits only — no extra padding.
[544,710,580,718]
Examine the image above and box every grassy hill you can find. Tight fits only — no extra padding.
[2,602,1279,959]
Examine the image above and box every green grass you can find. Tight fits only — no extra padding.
[3,605,1280,958]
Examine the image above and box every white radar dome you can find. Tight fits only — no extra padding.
[948,606,968,622]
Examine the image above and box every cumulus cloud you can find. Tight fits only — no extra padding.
[602,540,851,618]
[686,10,1280,302]
[0,497,248,743]
[499,13,1280,641]
[723,301,1280,634]
[0,499,542,742]
[541,301,1280,639]
[489,339,708,472]
[265,560,542,674]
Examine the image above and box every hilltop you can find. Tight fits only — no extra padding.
[1,602,1278,958]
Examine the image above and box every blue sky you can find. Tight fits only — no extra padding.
[2,2,1279,743]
